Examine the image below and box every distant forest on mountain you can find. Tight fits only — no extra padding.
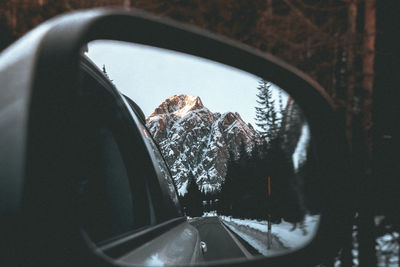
[172,82,313,224]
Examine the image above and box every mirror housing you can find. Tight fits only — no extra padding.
[0,8,351,266]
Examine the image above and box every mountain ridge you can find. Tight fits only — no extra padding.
[146,94,262,195]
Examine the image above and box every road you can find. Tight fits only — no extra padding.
[189,216,255,262]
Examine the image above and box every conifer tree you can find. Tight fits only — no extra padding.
[278,90,284,115]
[255,79,279,144]
[219,155,240,216]
[102,64,108,77]
[102,64,113,83]
[183,178,203,217]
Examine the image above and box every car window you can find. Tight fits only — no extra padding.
[78,128,136,243]
[140,124,182,216]
[122,96,183,221]
[76,67,156,243]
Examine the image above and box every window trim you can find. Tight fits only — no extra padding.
[79,58,187,256]
[79,60,155,241]
[98,216,186,258]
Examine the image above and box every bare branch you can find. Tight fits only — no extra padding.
[294,0,346,12]
[282,0,333,40]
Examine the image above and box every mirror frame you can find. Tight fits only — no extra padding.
[3,8,352,266]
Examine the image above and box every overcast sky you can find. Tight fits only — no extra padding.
[86,40,287,128]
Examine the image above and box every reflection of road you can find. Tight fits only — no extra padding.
[222,219,287,256]
[220,215,320,255]
[189,217,254,261]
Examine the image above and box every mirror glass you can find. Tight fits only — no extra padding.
[82,40,321,265]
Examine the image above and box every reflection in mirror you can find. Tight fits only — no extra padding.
[83,40,321,264]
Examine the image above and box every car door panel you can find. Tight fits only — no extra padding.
[115,221,202,266]
[79,57,203,264]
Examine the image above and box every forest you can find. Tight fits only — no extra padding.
[1,0,399,266]
[180,80,314,224]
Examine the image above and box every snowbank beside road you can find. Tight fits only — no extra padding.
[222,219,286,256]
[220,215,319,256]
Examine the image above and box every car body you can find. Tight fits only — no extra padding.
[0,30,204,266]
[77,56,205,266]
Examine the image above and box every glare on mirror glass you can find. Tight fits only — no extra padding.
[85,40,321,262]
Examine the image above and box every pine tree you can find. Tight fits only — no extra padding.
[219,156,240,216]
[102,64,108,77]
[278,90,284,114]
[102,64,113,82]
[249,141,269,220]
[255,79,279,144]
[183,178,203,217]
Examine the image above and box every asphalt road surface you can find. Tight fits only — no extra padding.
[189,216,253,262]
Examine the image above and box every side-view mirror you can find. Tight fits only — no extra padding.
[0,8,350,267]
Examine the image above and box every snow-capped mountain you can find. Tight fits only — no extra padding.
[146,94,262,195]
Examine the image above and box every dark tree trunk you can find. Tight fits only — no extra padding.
[345,0,357,153]
[123,0,130,9]
[266,0,273,16]
[358,1,377,266]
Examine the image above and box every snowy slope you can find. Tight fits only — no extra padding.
[220,215,319,256]
[146,94,262,194]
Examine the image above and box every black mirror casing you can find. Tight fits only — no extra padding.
[0,8,352,266]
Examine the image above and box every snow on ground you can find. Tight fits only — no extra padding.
[220,214,320,256]
[203,211,218,217]
[222,218,287,256]
[199,212,399,265]
[178,180,188,196]
[376,232,399,267]
[144,253,165,266]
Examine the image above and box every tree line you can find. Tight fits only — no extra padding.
[180,80,319,226]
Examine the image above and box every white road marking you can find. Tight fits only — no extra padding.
[218,218,254,259]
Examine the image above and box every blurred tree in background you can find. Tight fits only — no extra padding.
[1,0,399,265]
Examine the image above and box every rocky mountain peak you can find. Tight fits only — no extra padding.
[148,94,204,120]
[221,111,246,127]
[146,95,262,195]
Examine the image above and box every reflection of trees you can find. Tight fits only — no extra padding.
[216,93,321,225]
[280,98,303,156]
[216,140,306,224]
[255,80,279,143]
[266,139,305,224]
[177,91,322,226]
[179,176,203,217]
[218,143,268,220]
[281,99,323,216]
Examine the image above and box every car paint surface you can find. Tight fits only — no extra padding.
[116,222,203,266]
[80,55,204,265]
[0,10,104,214]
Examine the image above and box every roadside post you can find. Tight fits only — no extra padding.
[267,176,272,249]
